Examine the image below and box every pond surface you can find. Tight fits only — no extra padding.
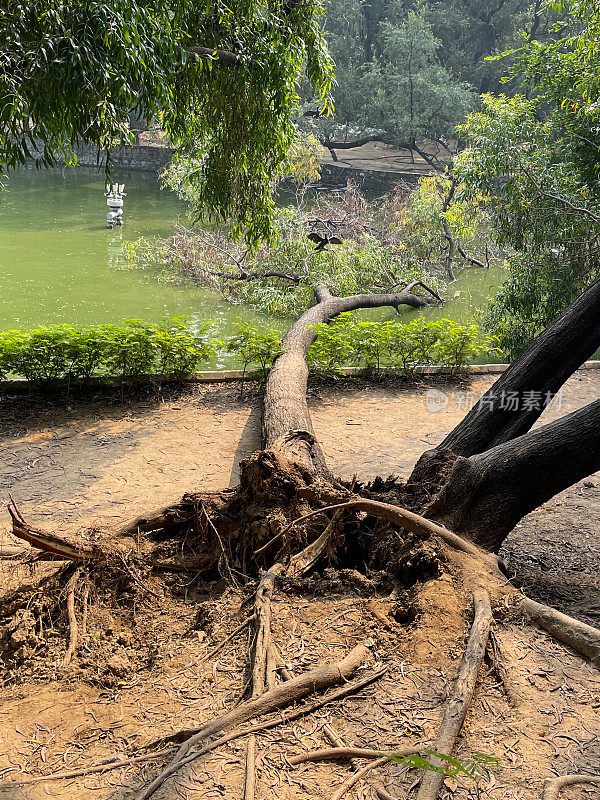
[0,167,505,361]
[0,167,283,341]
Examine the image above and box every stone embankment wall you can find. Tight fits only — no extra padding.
[70,143,176,173]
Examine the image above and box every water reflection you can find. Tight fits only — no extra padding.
[106,229,125,271]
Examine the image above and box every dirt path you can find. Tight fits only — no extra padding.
[1,372,599,625]
[0,375,599,800]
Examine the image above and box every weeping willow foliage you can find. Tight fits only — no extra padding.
[0,0,333,241]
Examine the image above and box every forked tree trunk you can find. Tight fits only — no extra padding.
[263,280,600,554]
[437,276,600,458]
[263,282,441,474]
[428,400,600,551]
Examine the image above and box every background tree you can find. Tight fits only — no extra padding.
[455,0,600,356]
[304,0,554,164]
[429,0,553,93]
[0,0,333,242]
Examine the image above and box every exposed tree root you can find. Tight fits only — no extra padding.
[244,564,283,800]
[541,774,600,799]
[524,597,600,667]
[287,509,342,576]
[160,666,387,745]
[488,629,522,707]
[322,723,356,769]
[134,644,373,800]
[290,747,422,764]
[257,495,500,574]
[61,567,81,667]
[252,565,283,694]
[416,590,493,800]
[244,734,257,800]
[8,503,98,562]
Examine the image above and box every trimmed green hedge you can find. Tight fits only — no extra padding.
[309,315,499,376]
[0,317,216,386]
[0,315,498,390]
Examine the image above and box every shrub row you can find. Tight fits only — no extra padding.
[308,315,499,376]
[228,315,498,379]
[0,318,215,385]
[0,316,497,390]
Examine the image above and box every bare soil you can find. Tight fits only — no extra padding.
[320,141,449,175]
[0,374,599,800]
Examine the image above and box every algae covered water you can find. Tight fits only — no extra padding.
[0,167,284,341]
[0,167,504,354]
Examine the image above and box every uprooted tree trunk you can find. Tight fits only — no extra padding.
[5,277,600,799]
[263,281,442,474]
[8,275,600,577]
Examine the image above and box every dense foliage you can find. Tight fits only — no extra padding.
[456,0,600,355]
[0,318,215,386]
[303,0,554,160]
[131,180,491,317]
[0,0,333,241]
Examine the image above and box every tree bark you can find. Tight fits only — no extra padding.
[428,400,600,551]
[436,276,600,459]
[263,283,441,474]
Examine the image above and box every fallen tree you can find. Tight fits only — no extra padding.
[3,277,600,798]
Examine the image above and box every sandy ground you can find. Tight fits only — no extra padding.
[319,141,448,175]
[1,371,599,624]
[0,374,599,800]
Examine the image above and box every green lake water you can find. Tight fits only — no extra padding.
[0,167,505,363]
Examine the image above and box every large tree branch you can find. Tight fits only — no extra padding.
[321,135,395,151]
[209,268,304,285]
[185,46,242,66]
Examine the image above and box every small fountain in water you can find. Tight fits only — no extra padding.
[105,183,126,228]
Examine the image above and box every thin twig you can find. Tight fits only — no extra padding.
[81,582,90,638]
[200,617,254,663]
[331,757,388,800]
[201,503,240,588]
